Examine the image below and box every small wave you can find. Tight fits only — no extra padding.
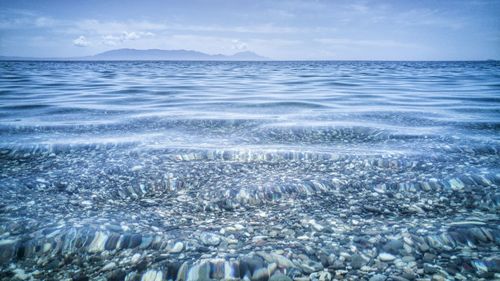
[0,104,52,110]
[254,124,438,144]
[239,101,330,109]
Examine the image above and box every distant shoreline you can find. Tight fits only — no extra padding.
[1,59,498,62]
[1,48,497,62]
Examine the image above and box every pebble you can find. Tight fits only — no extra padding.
[351,253,367,269]
[423,253,436,263]
[431,274,446,281]
[318,271,332,281]
[169,242,184,253]
[369,274,387,281]
[424,263,439,274]
[13,269,29,280]
[402,267,416,280]
[131,165,143,171]
[309,220,325,232]
[141,269,163,281]
[269,274,292,281]
[383,240,404,254]
[1,118,498,281]
[102,262,116,271]
[378,253,396,262]
[331,260,345,270]
[130,253,141,264]
[200,232,221,246]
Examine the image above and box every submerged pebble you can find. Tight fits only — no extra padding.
[0,61,499,280]
[378,253,396,262]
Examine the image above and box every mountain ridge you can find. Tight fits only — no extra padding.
[0,48,269,61]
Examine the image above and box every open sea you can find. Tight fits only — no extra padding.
[0,61,499,280]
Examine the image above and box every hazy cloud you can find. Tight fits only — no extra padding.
[75,19,166,35]
[231,39,247,50]
[0,13,58,29]
[34,17,56,27]
[315,38,419,48]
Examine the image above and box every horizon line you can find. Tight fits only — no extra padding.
[0,58,498,62]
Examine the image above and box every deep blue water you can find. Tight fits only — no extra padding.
[0,61,499,280]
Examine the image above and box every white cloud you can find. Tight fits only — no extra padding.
[72,35,90,47]
[101,31,154,45]
[101,35,120,46]
[124,31,154,40]
[122,31,140,40]
[231,39,247,50]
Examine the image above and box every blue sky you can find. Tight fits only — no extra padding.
[0,0,499,60]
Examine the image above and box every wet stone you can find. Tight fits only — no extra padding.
[102,262,116,271]
[369,274,387,281]
[131,253,141,264]
[350,253,367,269]
[378,253,396,262]
[72,274,89,281]
[269,273,292,281]
[401,268,416,280]
[382,239,404,255]
[200,232,221,246]
[298,260,323,274]
[424,263,439,274]
[331,260,345,270]
[167,241,184,253]
[107,270,126,281]
[134,259,149,272]
[390,276,410,281]
[423,253,436,263]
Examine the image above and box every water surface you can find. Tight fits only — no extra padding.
[0,61,499,280]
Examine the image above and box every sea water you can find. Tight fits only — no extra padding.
[0,61,499,280]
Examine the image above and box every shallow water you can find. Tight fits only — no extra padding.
[0,61,499,280]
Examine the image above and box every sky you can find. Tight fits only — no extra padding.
[0,0,499,60]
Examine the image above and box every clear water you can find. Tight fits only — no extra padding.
[0,61,499,280]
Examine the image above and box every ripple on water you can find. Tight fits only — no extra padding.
[0,61,499,280]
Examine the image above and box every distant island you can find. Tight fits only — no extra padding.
[0,48,269,61]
